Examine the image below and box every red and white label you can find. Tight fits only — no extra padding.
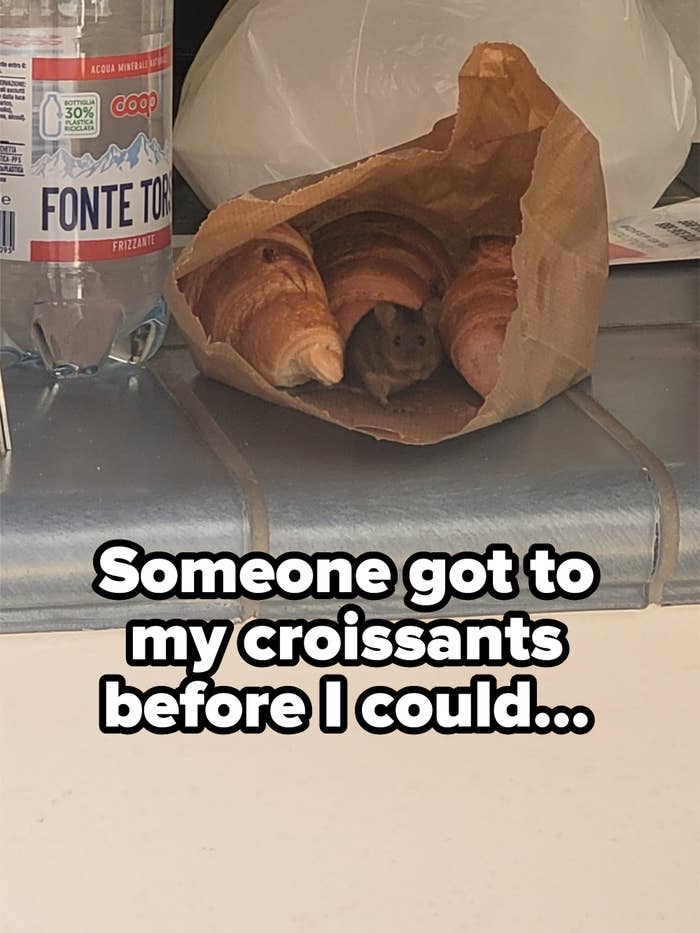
[32,46,172,82]
[0,30,172,264]
[31,225,172,262]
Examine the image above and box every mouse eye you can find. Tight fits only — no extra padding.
[393,336,402,348]
[417,335,426,347]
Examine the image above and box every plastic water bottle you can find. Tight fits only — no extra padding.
[0,0,173,376]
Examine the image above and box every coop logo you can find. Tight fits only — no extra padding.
[111,91,159,120]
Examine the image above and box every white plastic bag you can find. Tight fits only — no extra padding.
[174,0,697,222]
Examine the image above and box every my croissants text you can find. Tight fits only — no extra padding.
[95,543,598,737]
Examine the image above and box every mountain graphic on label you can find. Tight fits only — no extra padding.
[32,134,170,179]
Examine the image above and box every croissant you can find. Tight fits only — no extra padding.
[312,212,454,340]
[180,224,344,388]
[439,236,517,399]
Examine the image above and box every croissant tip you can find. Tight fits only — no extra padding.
[298,345,344,386]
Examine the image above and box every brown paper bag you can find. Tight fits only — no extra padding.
[167,42,609,445]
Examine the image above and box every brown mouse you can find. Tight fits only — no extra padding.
[345,301,443,405]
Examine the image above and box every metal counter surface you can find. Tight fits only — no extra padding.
[1,363,248,631]
[588,323,700,604]
[1,262,698,631]
[185,365,658,618]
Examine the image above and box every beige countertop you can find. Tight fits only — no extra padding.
[1,605,698,933]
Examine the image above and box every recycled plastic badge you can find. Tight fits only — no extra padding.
[39,92,100,140]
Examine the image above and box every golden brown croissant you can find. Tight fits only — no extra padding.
[180,224,344,388]
[439,236,517,399]
[312,212,454,341]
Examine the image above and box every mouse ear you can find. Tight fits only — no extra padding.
[374,302,398,331]
[422,297,443,329]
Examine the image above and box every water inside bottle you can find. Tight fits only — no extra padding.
[0,0,174,377]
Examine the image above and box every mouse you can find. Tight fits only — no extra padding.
[345,300,443,405]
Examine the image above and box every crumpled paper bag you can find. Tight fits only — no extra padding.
[167,42,609,445]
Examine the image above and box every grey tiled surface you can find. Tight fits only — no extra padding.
[189,367,658,618]
[1,263,698,631]
[588,324,700,604]
[600,261,699,328]
[1,363,247,631]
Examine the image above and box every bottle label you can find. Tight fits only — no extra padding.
[0,31,172,263]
